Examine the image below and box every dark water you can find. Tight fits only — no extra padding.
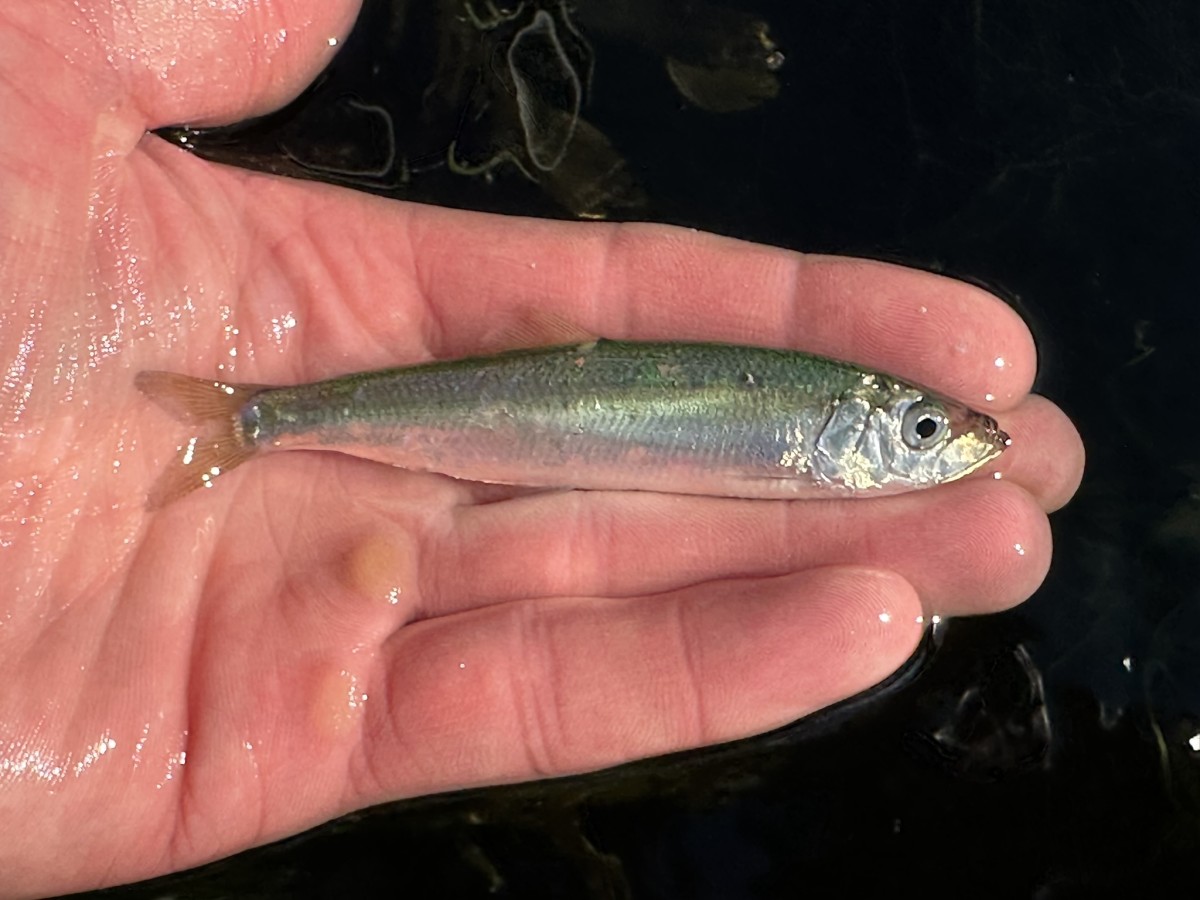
[78,0,1200,896]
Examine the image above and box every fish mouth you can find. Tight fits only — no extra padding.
[963,414,1010,475]
[936,411,1010,484]
[981,413,1011,452]
[947,405,1010,458]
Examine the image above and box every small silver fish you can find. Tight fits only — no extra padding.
[135,340,1008,508]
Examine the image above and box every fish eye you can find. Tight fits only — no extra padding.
[902,402,950,450]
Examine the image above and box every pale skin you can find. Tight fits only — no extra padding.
[0,1,1085,897]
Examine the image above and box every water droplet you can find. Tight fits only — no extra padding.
[1013,543,1026,556]
[267,312,298,346]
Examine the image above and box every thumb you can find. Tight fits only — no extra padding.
[22,0,361,129]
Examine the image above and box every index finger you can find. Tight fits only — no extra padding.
[396,204,1035,410]
[220,175,1034,410]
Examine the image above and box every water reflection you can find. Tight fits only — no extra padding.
[905,643,1052,781]
[160,0,783,218]
[507,9,585,172]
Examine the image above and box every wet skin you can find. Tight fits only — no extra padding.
[0,1,1084,896]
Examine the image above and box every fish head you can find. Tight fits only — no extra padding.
[814,382,1009,492]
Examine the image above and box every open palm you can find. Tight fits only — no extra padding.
[0,1,1083,896]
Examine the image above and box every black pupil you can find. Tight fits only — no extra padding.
[915,416,939,439]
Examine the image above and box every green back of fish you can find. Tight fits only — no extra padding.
[250,340,866,439]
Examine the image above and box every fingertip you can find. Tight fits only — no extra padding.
[930,285,1038,410]
[703,567,925,731]
[929,481,1054,616]
[1038,400,1086,513]
[678,252,1039,410]
[992,394,1087,512]
[780,567,926,711]
[830,259,1038,410]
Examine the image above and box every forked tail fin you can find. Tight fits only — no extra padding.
[135,371,263,509]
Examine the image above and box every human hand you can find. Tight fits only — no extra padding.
[0,1,1083,896]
